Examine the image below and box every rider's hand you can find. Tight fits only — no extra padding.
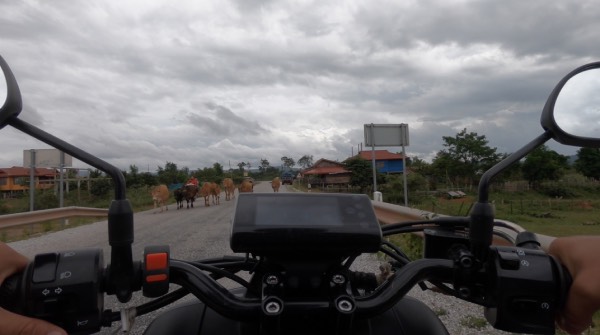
[549,236,600,335]
[0,243,67,335]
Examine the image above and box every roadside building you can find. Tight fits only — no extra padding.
[301,159,351,185]
[357,150,406,173]
[0,166,57,197]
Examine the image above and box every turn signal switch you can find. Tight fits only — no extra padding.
[0,249,104,335]
[485,242,571,334]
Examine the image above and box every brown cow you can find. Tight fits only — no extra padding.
[210,182,221,205]
[239,179,253,193]
[271,177,281,192]
[223,178,235,200]
[181,184,199,209]
[150,184,170,213]
[199,182,212,206]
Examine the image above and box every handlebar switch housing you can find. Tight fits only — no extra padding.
[17,249,104,335]
[484,246,561,334]
[142,245,170,298]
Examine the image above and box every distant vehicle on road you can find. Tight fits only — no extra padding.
[281,173,294,185]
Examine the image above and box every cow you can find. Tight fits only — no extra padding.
[174,188,184,209]
[210,182,221,205]
[181,184,199,209]
[271,177,281,192]
[150,184,170,213]
[199,182,212,206]
[239,179,253,193]
[223,178,235,201]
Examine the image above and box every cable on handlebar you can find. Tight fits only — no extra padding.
[169,260,262,321]
[380,242,411,265]
[355,258,454,317]
[181,259,254,290]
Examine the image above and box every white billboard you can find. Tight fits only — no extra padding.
[23,149,73,167]
[364,123,409,147]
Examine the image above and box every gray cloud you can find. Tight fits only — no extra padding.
[0,0,597,172]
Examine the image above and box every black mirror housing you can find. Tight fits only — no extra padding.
[0,55,22,129]
[540,61,600,148]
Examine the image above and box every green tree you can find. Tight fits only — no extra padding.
[139,172,157,186]
[431,128,501,187]
[124,164,142,188]
[157,162,187,185]
[258,158,271,176]
[407,157,430,175]
[90,169,104,178]
[344,156,374,193]
[281,156,296,169]
[494,152,523,183]
[193,167,214,181]
[521,145,568,188]
[298,155,314,169]
[213,162,224,176]
[575,147,600,180]
[237,162,247,173]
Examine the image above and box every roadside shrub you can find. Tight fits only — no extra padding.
[90,178,113,197]
[538,185,575,199]
[0,201,9,215]
[35,191,59,210]
[381,173,429,206]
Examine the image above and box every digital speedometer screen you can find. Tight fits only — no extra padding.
[230,193,382,254]
[255,195,343,226]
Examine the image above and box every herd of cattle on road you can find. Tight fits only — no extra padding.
[150,176,284,213]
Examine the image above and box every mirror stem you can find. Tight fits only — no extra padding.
[9,118,127,200]
[470,131,552,262]
[477,131,552,203]
[9,117,136,302]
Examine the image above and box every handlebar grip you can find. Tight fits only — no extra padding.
[551,256,573,310]
[0,272,22,312]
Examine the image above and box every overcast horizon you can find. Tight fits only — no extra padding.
[1,1,599,172]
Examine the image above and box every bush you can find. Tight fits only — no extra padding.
[538,185,575,198]
[35,191,59,210]
[0,201,9,215]
[380,173,429,206]
[90,178,114,197]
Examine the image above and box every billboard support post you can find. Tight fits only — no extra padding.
[29,149,35,212]
[364,124,409,205]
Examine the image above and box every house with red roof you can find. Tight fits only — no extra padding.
[357,150,405,174]
[301,159,351,185]
[0,166,57,195]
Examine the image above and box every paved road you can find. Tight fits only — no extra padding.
[8,180,292,335]
[8,182,514,335]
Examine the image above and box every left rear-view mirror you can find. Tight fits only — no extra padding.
[0,55,23,129]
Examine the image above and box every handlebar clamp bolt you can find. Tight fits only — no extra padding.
[332,274,346,285]
[337,298,354,312]
[459,256,473,268]
[265,275,279,286]
[265,301,281,314]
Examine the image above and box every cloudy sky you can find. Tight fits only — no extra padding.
[1,0,599,173]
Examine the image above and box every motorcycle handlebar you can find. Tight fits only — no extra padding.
[0,244,571,335]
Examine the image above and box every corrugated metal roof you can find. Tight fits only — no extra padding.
[0,166,57,177]
[303,166,350,175]
[358,150,404,160]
